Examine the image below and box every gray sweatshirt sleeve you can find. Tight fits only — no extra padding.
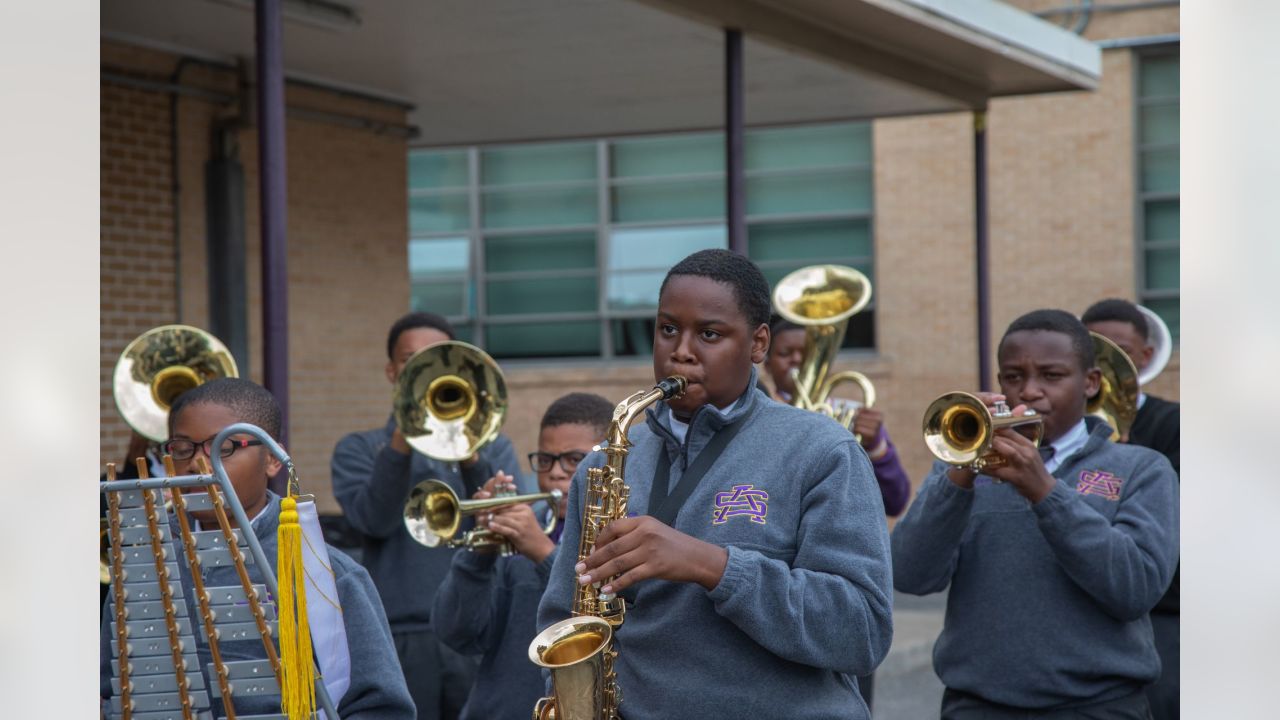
[334,561,418,719]
[705,439,894,676]
[890,462,975,595]
[1030,455,1179,621]
[432,550,502,656]
[331,431,417,539]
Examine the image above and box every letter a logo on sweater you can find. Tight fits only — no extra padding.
[713,484,769,525]
[1077,470,1123,501]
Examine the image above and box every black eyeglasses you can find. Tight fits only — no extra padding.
[162,436,264,462]
[528,450,589,473]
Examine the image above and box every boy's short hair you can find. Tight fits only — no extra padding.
[386,312,456,359]
[769,314,802,336]
[660,249,772,329]
[168,377,283,440]
[1000,309,1096,372]
[1081,298,1150,341]
[540,392,614,436]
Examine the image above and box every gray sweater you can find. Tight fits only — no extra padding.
[537,373,894,720]
[100,492,416,719]
[331,417,525,631]
[892,417,1179,709]
[432,544,558,720]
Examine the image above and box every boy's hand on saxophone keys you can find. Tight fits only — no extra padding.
[574,516,729,593]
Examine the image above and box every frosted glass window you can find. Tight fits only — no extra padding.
[481,143,596,186]
[409,150,468,190]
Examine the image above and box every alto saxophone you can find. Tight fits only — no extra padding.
[528,376,686,720]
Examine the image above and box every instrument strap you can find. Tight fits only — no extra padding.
[648,417,747,527]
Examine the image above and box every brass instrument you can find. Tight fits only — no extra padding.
[1135,305,1173,386]
[772,264,876,436]
[403,479,562,554]
[113,324,239,441]
[528,376,687,720]
[923,392,1044,472]
[1088,332,1140,441]
[106,325,237,584]
[393,340,508,463]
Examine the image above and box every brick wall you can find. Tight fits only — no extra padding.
[101,46,179,462]
[101,41,410,513]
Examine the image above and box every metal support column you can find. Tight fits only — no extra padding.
[256,0,290,492]
[725,28,747,255]
[974,110,992,392]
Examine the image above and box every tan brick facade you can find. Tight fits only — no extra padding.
[101,41,410,511]
[101,3,1178,514]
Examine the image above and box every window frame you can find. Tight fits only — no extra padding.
[407,122,878,362]
[1132,44,1180,343]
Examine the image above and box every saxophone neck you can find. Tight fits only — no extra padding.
[605,376,687,449]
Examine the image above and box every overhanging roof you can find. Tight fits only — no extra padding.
[101,0,1100,146]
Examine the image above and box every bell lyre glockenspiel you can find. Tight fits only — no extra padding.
[101,423,338,720]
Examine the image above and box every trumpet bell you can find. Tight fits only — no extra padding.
[923,392,992,466]
[1088,333,1140,441]
[394,341,508,463]
[404,479,461,547]
[113,325,239,441]
[403,478,563,552]
[922,391,1044,471]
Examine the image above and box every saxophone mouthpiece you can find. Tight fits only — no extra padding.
[657,375,687,399]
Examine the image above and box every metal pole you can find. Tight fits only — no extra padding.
[974,110,992,392]
[725,28,747,255]
[256,0,290,492]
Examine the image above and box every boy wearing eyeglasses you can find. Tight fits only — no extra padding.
[431,392,614,720]
[100,378,415,719]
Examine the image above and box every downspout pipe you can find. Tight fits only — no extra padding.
[974,110,992,392]
[725,28,747,256]
[256,0,290,494]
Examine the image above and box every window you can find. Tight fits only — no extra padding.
[1136,50,1179,342]
[407,121,875,359]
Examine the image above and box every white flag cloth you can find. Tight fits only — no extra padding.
[297,499,352,704]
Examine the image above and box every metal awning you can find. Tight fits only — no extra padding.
[102,0,1099,146]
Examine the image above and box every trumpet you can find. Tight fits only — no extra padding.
[772,264,876,437]
[922,392,1044,472]
[394,340,508,463]
[403,479,562,554]
[1087,332,1140,442]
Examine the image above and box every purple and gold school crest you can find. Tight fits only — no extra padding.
[712,484,769,525]
[1076,470,1123,501]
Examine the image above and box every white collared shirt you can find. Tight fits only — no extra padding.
[1044,419,1089,474]
[1138,391,1148,410]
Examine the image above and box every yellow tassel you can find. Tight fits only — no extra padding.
[278,495,316,720]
